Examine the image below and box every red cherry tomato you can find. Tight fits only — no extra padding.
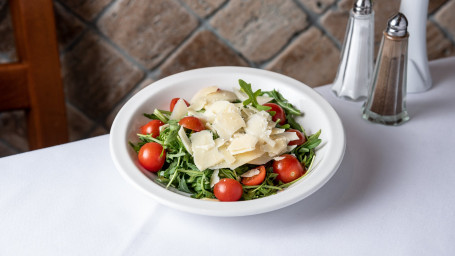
[140,120,164,137]
[138,142,166,172]
[170,98,190,112]
[214,178,243,201]
[263,103,286,125]
[287,129,307,146]
[178,116,205,132]
[241,166,266,186]
[273,154,305,183]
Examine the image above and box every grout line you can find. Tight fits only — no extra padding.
[292,0,343,49]
[92,0,122,23]
[176,0,257,68]
[429,16,455,46]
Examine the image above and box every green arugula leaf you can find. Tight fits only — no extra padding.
[262,90,301,115]
[238,79,271,112]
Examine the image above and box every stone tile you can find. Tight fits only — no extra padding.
[426,21,455,60]
[299,0,335,14]
[54,1,85,51]
[0,9,17,61]
[0,111,29,152]
[210,0,308,63]
[66,104,95,141]
[320,9,350,44]
[428,0,449,14]
[434,0,455,39]
[181,0,225,17]
[62,31,144,120]
[0,140,17,158]
[266,27,340,87]
[98,0,198,69]
[59,0,112,21]
[105,77,155,128]
[159,30,248,78]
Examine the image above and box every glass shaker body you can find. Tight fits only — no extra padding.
[362,31,410,125]
[332,10,374,101]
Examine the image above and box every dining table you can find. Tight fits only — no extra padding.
[1,56,455,255]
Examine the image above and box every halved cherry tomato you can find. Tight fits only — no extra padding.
[170,98,190,112]
[140,120,164,137]
[263,103,286,125]
[273,154,305,183]
[241,166,266,186]
[178,116,205,132]
[214,178,243,201]
[138,142,166,172]
[287,129,306,146]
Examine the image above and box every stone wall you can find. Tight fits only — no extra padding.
[1,0,454,156]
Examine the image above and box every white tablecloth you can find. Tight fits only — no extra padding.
[1,57,455,255]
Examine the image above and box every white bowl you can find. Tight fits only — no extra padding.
[110,67,345,217]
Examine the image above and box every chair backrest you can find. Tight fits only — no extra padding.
[0,0,68,150]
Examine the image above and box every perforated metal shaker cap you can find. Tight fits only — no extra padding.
[353,0,373,15]
[386,13,408,37]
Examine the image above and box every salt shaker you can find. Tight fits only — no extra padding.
[331,0,374,101]
[362,13,410,126]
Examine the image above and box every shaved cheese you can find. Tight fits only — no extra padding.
[245,112,270,137]
[190,130,223,170]
[178,126,192,155]
[273,131,299,142]
[248,154,273,165]
[214,138,226,148]
[227,133,258,155]
[206,90,238,104]
[273,156,285,161]
[233,88,248,101]
[190,86,218,111]
[256,95,273,105]
[261,137,287,157]
[212,112,245,139]
[210,169,220,188]
[205,101,240,115]
[190,130,215,150]
[169,98,188,120]
[271,128,285,135]
[240,168,260,178]
[192,147,224,171]
[227,149,264,169]
[218,146,236,164]
[287,145,298,152]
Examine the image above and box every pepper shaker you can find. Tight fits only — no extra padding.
[331,0,374,101]
[362,13,410,125]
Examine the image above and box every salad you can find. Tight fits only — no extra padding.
[130,79,321,201]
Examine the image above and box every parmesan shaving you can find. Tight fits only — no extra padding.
[178,126,192,155]
[240,168,260,178]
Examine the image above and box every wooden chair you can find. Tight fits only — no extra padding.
[0,0,68,150]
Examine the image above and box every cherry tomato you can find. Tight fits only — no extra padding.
[170,98,190,112]
[138,142,166,172]
[140,120,164,137]
[214,178,243,201]
[241,166,266,186]
[178,116,205,132]
[273,154,305,183]
[263,103,286,125]
[287,129,307,146]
